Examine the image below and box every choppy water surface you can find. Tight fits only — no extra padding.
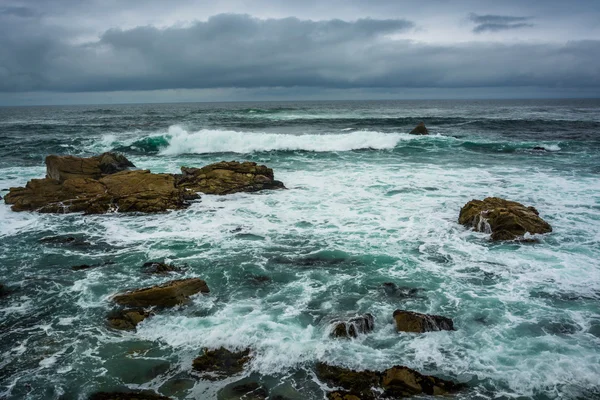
[0,100,599,399]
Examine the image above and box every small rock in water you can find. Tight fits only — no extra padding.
[113,278,209,308]
[330,314,374,338]
[0,283,8,297]
[393,310,454,333]
[192,347,251,380]
[71,264,95,271]
[409,122,429,135]
[107,308,153,331]
[141,261,182,274]
[532,146,548,151]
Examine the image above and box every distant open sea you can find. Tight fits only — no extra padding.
[1,99,599,399]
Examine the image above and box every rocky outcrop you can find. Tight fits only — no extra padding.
[113,278,209,308]
[89,391,171,400]
[409,122,428,135]
[4,170,194,214]
[393,310,454,333]
[175,161,285,195]
[459,197,552,241]
[330,314,374,339]
[46,152,135,182]
[316,362,462,400]
[142,262,182,275]
[192,347,251,380]
[5,155,285,214]
[107,308,153,331]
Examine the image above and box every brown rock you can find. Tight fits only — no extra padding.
[409,122,428,135]
[316,363,380,400]
[113,278,209,308]
[327,392,362,400]
[459,197,552,241]
[46,152,135,182]
[382,366,464,397]
[393,310,454,333]
[330,314,374,339]
[107,308,153,331]
[142,262,182,275]
[175,161,285,195]
[192,347,251,380]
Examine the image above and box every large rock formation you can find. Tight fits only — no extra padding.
[175,161,285,195]
[5,155,285,214]
[393,310,454,333]
[330,314,374,339]
[316,362,462,399]
[46,152,135,182]
[192,347,251,380]
[459,197,552,241]
[113,278,209,308]
[409,122,428,135]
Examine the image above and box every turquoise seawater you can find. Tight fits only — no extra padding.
[0,100,599,399]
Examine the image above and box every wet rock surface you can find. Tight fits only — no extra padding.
[46,152,135,182]
[459,197,552,241]
[192,347,251,380]
[175,161,285,195]
[316,362,463,399]
[107,308,153,331]
[409,122,428,135]
[141,262,182,275]
[113,278,209,308]
[393,310,455,333]
[330,314,374,338]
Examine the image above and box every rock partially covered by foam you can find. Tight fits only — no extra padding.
[316,362,463,399]
[393,310,454,333]
[330,314,374,338]
[113,278,209,308]
[459,197,552,241]
[175,161,285,195]
[192,347,251,380]
[46,152,135,182]
[409,122,428,135]
[107,308,153,331]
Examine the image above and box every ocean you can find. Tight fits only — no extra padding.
[0,99,599,399]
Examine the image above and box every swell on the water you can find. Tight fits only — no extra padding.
[156,125,404,155]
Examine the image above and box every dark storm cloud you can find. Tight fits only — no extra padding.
[469,13,534,33]
[0,13,599,94]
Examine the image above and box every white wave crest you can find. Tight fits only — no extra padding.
[158,125,403,155]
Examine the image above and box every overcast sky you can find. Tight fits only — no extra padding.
[1,0,599,105]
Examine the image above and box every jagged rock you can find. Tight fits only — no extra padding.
[409,122,428,135]
[46,152,135,182]
[459,197,552,241]
[381,366,464,397]
[89,391,171,400]
[175,161,285,195]
[107,308,153,331]
[142,262,182,275]
[192,347,251,380]
[393,310,454,333]
[316,363,462,399]
[113,278,209,308]
[4,170,191,214]
[330,314,374,339]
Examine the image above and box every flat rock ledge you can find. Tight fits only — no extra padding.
[317,362,463,400]
[459,197,552,241]
[393,310,454,333]
[192,347,252,380]
[4,154,285,214]
[113,278,209,308]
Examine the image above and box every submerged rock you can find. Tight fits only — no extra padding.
[192,347,251,380]
[316,362,462,399]
[393,310,454,333]
[229,382,269,399]
[330,314,374,339]
[107,308,153,331]
[142,262,182,275]
[46,152,135,182]
[175,161,285,195]
[0,283,8,297]
[409,122,428,135]
[89,391,171,400]
[113,278,209,308]
[459,197,552,241]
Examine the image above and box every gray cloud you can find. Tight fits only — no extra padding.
[0,6,37,18]
[469,13,534,33]
[0,13,599,95]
